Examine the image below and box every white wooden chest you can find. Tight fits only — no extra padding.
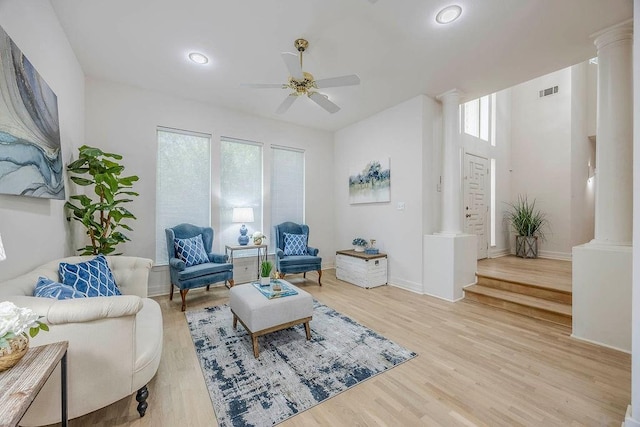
[335,250,388,288]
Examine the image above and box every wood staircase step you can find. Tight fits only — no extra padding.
[464,284,572,327]
[476,274,572,304]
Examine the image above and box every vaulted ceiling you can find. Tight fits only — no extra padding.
[50,0,632,131]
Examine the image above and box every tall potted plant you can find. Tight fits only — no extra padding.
[506,195,548,258]
[65,145,139,255]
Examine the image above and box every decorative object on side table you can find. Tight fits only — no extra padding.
[65,145,139,255]
[252,231,266,245]
[352,237,368,252]
[506,195,548,258]
[364,239,379,254]
[0,301,49,371]
[260,261,273,285]
[232,207,254,245]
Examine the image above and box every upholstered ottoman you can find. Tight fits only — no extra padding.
[229,281,313,357]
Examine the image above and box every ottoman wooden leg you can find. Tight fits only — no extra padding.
[233,314,238,329]
[304,322,311,340]
[252,334,259,358]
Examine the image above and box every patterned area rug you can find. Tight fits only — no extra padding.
[186,300,417,426]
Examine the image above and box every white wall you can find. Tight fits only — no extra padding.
[334,95,440,292]
[84,78,334,295]
[492,90,513,255]
[0,1,85,281]
[570,62,596,248]
[509,68,573,258]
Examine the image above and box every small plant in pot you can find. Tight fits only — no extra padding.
[352,237,368,252]
[260,261,273,285]
[506,195,548,258]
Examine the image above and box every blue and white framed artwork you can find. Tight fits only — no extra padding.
[0,24,64,199]
[348,158,391,204]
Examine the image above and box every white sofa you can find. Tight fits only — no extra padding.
[0,256,163,426]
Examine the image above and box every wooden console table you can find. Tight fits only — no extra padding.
[0,341,69,427]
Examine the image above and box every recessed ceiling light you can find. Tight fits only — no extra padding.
[188,52,209,65]
[436,5,462,24]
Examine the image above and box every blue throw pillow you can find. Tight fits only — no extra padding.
[174,234,210,267]
[283,233,308,256]
[34,277,86,300]
[59,255,122,297]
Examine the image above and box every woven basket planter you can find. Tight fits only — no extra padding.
[0,334,29,372]
[515,235,538,258]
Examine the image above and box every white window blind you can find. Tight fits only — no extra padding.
[155,127,211,265]
[271,146,304,250]
[220,138,263,250]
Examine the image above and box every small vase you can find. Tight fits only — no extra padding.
[254,238,262,245]
[354,246,365,252]
[0,334,29,372]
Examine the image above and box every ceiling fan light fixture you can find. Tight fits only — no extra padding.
[436,5,462,24]
[188,52,209,65]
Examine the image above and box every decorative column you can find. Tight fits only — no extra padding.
[593,22,633,246]
[573,20,633,355]
[438,89,463,234]
[423,89,476,301]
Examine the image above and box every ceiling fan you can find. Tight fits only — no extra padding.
[241,38,360,114]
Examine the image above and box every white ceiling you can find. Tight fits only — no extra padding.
[50,0,632,132]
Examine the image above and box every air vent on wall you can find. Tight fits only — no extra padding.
[539,86,559,98]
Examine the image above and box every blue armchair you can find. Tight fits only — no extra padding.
[273,222,322,285]
[165,223,234,311]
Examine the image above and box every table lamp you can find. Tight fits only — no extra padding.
[0,233,5,262]
[232,208,254,246]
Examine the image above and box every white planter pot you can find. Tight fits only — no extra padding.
[354,246,365,252]
[260,276,271,285]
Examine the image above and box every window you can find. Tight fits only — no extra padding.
[219,138,263,249]
[155,127,211,265]
[463,95,491,142]
[490,158,496,247]
[271,146,305,251]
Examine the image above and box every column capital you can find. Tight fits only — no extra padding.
[436,89,463,103]
[592,19,633,51]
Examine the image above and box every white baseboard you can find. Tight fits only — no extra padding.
[388,277,423,294]
[488,248,510,258]
[569,333,630,354]
[538,250,572,261]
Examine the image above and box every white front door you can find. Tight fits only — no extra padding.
[464,153,489,259]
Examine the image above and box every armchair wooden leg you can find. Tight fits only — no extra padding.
[180,289,189,312]
[206,284,210,291]
[228,279,235,288]
[317,270,322,286]
[169,283,174,301]
[303,272,306,278]
[136,385,149,417]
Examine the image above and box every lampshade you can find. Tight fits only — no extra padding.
[0,233,5,262]
[232,207,254,223]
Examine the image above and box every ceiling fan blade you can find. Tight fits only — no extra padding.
[308,92,340,114]
[276,94,298,114]
[281,52,304,80]
[314,74,361,89]
[240,83,285,89]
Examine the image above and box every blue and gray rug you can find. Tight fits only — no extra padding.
[186,300,417,426]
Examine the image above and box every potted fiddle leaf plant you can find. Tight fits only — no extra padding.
[506,195,548,258]
[65,145,139,255]
[260,261,273,285]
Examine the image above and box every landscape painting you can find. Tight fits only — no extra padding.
[0,24,64,199]
[348,158,390,204]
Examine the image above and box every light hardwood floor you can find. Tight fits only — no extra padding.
[65,270,630,427]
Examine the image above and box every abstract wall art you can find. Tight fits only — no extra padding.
[0,24,64,199]
[348,158,391,204]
